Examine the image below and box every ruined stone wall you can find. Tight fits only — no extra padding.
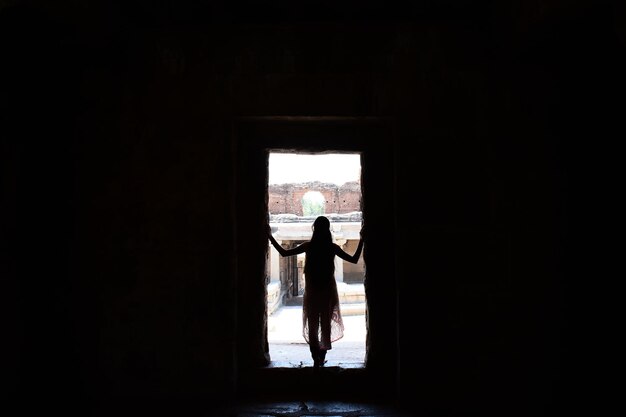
[268,181,361,215]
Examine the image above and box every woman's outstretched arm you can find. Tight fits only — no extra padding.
[268,226,308,257]
[334,226,365,264]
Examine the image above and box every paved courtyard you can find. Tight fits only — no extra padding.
[268,305,366,367]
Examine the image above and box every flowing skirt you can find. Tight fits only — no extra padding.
[302,276,344,350]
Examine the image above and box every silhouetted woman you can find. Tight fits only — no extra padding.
[268,215,364,367]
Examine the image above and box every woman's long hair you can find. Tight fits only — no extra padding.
[304,216,335,280]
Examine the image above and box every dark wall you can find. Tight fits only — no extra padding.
[3,0,621,416]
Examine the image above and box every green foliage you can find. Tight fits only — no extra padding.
[302,196,325,216]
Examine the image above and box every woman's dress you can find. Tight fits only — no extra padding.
[301,246,344,350]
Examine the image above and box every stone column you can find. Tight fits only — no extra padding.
[334,238,346,282]
[270,238,281,282]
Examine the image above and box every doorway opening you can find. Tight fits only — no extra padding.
[266,151,366,368]
[234,117,396,401]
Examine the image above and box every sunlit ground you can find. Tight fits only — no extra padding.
[268,305,366,367]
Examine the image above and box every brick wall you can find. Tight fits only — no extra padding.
[268,181,361,215]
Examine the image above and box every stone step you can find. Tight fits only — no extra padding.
[340,302,366,316]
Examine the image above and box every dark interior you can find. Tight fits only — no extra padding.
[4,1,620,416]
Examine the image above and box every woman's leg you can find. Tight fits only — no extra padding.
[307,310,321,365]
[318,302,332,365]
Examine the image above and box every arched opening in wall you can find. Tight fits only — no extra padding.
[266,152,366,368]
[301,191,325,216]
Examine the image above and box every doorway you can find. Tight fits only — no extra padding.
[234,117,397,401]
[266,152,367,367]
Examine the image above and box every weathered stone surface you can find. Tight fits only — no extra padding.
[269,182,362,217]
